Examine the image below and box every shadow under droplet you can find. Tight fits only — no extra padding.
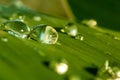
[84,65,98,76]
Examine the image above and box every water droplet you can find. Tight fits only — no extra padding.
[10,13,25,22]
[103,60,115,77]
[61,23,78,36]
[30,24,58,44]
[33,16,42,21]
[67,75,81,80]
[0,20,30,38]
[75,34,84,41]
[49,58,68,75]
[81,19,97,27]
[98,60,120,79]
[1,37,8,42]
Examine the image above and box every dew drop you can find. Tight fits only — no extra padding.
[1,37,8,42]
[30,24,58,44]
[10,13,25,22]
[81,19,97,27]
[0,20,30,38]
[49,58,68,75]
[61,23,78,36]
[98,60,120,79]
[33,16,42,21]
[75,34,84,41]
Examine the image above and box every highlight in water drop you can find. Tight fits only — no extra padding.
[0,20,30,38]
[30,24,58,44]
[61,22,78,37]
[49,58,68,75]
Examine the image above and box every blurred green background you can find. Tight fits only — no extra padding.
[0,0,120,30]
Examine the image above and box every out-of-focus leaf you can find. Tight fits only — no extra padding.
[67,0,120,31]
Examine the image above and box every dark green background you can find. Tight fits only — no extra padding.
[68,0,120,31]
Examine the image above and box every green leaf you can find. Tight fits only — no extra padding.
[0,5,120,80]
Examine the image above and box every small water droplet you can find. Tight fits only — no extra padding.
[30,24,58,44]
[49,58,68,75]
[61,22,78,36]
[0,20,30,38]
[1,37,8,42]
[10,13,25,22]
[33,16,42,21]
[103,60,115,77]
[75,34,84,41]
[98,60,120,79]
[81,19,97,27]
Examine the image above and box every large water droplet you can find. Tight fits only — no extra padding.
[0,20,30,38]
[61,23,78,36]
[49,58,68,75]
[30,24,58,44]
[81,19,97,27]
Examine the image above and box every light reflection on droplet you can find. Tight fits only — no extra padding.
[49,58,68,75]
[55,62,68,75]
